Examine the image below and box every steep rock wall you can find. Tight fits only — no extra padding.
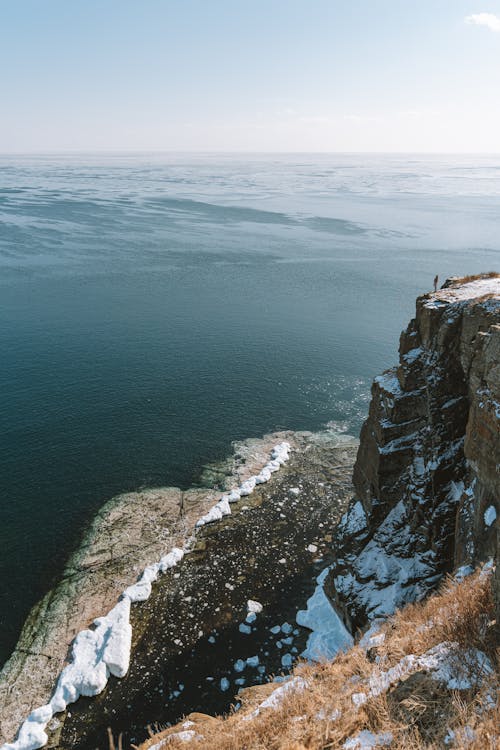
[327,274,500,631]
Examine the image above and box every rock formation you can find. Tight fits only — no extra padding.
[328,274,499,631]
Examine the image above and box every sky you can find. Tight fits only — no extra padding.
[1,1,500,152]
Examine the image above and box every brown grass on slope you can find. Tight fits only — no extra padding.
[137,568,498,750]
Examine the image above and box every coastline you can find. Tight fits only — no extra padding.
[0,428,358,748]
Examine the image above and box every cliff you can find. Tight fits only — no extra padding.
[135,274,499,750]
[327,273,499,631]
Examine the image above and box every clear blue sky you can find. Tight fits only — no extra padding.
[1,0,500,152]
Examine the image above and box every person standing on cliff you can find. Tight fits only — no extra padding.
[434,274,439,292]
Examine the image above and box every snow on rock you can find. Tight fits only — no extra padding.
[351,641,493,710]
[358,620,386,651]
[337,500,368,538]
[484,505,497,527]
[343,730,393,749]
[296,568,353,662]
[334,501,438,621]
[150,728,203,747]
[417,642,493,690]
[244,676,308,720]
[4,443,292,750]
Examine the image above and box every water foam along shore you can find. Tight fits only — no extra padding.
[2,442,291,750]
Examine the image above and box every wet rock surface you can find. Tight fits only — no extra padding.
[52,430,356,749]
[328,274,500,631]
[1,429,357,749]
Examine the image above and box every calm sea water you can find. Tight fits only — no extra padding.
[1,153,499,665]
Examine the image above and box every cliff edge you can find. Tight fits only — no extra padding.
[328,273,499,631]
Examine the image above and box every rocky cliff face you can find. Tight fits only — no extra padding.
[327,274,499,632]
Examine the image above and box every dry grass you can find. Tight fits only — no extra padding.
[137,569,498,750]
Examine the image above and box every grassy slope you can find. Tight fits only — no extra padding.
[136,567,498,750]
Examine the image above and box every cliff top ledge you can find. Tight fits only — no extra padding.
[423,272,500,309]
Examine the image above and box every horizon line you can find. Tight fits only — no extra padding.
[1,149,500,157]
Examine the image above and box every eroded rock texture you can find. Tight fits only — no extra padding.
[328,274,500,631]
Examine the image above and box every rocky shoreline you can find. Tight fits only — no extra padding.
[0,428,358,749]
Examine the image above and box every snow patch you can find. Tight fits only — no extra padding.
[244,676,307,720]
[5,442,292,750]
[343,731,393,749]
[484,505,497,527]
[296,568,353,662]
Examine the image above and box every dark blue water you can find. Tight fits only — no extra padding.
[1,153,499,665]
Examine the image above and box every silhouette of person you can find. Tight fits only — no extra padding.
[433,274,439,292]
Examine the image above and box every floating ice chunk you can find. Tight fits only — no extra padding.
[270,625,281,634]
[246,612,257,624]
[281,653,293,668]
[246,655,259,668]
[234,659,246,673]
[239,623,252,635]
[247,599,263,614]
[484,505,497,527]
[220,678,230,692]
[281,622,293,634]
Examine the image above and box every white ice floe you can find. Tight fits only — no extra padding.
[484,505,497,527]
[4,442,292,750]
[296,568,353,662]
[247,599,263,614]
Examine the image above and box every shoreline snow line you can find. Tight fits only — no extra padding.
[2,442,292,750]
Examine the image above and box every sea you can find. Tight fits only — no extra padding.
[0,152,499,666]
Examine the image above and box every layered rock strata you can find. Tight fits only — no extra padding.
[328,274,500,631]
